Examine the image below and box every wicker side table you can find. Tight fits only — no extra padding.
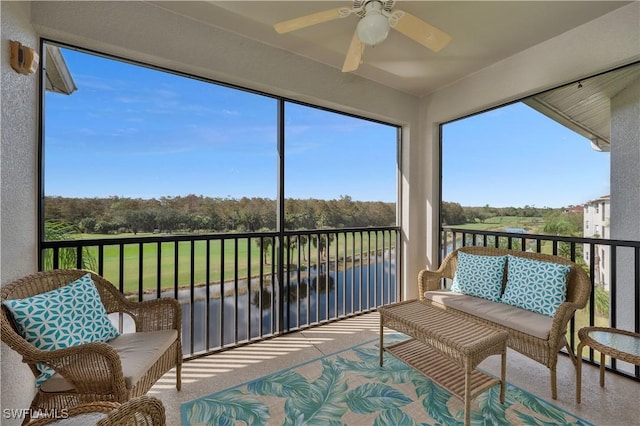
[576,326,640,403]
[379,300,508,426]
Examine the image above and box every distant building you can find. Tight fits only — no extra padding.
[583,195,610,289]
[564,205,584,214]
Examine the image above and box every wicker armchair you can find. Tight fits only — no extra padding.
[96,396,166,426]
[1,269,182,423]
[26,396,166,425]
[418,246,591,399]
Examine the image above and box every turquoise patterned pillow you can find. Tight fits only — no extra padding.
[2,273,120,386]
[451,251,507,302]
[501,255,571,317]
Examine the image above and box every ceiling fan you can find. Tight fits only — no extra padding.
[274,0,452,73]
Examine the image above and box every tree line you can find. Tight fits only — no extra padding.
[45,195,583,238]
[44,195,396,235]
[441,201,584,236]
[441,202,554,225]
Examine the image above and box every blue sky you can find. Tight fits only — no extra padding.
[45,48,398,202]
[442,103,610,208]
[45,46,609,208]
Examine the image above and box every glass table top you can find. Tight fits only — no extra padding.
[589,330,640,357]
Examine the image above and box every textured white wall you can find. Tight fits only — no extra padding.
[0,3,39,285]
[611,77,640,346]
[611,77,640,242]
[419,2,640,274]
[1,2,40,422]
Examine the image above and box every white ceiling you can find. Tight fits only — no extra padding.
[147,1,631,97]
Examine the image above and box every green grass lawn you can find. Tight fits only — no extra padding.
[449,216,545,232]
[50,231,396,294]
[86,239,265,293]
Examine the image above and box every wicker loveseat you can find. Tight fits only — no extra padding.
[418,246,591,399]
[1,269,182,423]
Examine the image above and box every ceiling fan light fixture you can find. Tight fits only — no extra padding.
[356,13,390,46]
[273,0,453,73]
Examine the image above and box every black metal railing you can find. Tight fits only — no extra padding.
[442,226,640,381]
[41,227,400,359]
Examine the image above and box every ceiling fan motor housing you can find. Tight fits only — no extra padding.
[356,0,392,46]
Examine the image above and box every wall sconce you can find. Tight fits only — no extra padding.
[10,40,39,75]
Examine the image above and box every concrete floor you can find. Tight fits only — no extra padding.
[150,312,640,425]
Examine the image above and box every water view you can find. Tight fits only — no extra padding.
[181,255,396,355]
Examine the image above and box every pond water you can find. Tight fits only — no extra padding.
[109,255,396,356]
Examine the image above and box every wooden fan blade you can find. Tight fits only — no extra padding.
[392,11,452,52]
[274,7,347,34]
[342,32,363,72]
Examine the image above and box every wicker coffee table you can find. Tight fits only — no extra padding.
[379,300,508,426]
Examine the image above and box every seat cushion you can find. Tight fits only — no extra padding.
[425,290,554,340]
[40,329,178,393]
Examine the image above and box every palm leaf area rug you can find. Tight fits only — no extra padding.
[181,335,592,426]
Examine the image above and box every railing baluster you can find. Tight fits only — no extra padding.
[306,233,312,326]
[206,239,211,350]
[358,231,363,311]
[589,241,596,363]
[297,235,304,328]
[258,236,264,337]
[324,232,329,322]
[118,243,125,294]
[271,236,277,334]
[234,238,239,343]
[369,231,373,309]
[350,232,355,314]
[156,241,161,299]
[98,245,104,276]
[372,230,377,308]
[220,239,225,347]
[336,232,342,317]
[76,245,83,269]
[189,240,195,354]
[246,237,252,339]
[611,246,617,329]
[173,242,179,300]
[383,230,388,305]
[139,242,144,302]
